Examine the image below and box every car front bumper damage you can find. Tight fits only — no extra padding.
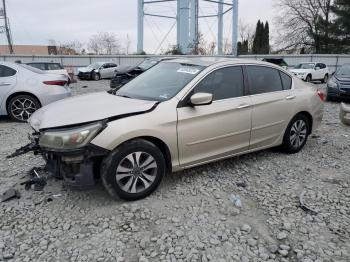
[8,134,109,190]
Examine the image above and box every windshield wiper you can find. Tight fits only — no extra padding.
[117,94,132,99]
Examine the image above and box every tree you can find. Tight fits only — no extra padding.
[275,0,333,53]
[164,45,183,55]
[330,0,350,52]
[262,21,270,53]
[237,40,249,55]
[88,32,120,55]
[238,19,255,53]
[58,41,84,55]
[252,20,270,54]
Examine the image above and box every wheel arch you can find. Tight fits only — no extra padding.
[6,92,42,114]
[115,136,173,174]
[295,111,313,134]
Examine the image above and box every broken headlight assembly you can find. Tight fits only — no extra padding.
[39,122,104,150]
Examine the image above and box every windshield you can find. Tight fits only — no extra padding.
[138,59,158,70]
[88,63,102,69]
[336,65,350,76]
[116,62,205,101]
[294,63,315,69]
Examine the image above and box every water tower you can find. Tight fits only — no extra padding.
[137,0,238,55]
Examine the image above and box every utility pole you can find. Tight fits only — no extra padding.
[2,0,13,54]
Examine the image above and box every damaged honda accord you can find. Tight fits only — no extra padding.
[10,58,324,201]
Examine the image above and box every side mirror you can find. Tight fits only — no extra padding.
[315,67,320,70]
[190,92,213,106]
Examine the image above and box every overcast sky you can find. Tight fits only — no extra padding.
[4,0,275,54]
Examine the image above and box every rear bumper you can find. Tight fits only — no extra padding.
[41,87,72,106]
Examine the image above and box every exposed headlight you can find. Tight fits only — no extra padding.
[327,77,338,89]
[39,122,104,150]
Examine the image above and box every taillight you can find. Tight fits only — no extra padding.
[317,90,326,102]
[43,80,67,86]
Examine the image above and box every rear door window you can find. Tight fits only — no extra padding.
[247,66,284,95]
[0,65,16,77]
[279,71,292,90]
[194,66,245,101]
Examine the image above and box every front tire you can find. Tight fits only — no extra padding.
[7,94,41,122]
[305,75,312,82]
[282,114,310,154]
[101,139,166,201]
[92,72,100,81]
[322,74,328,83]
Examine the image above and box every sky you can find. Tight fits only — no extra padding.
[3,0,275,54]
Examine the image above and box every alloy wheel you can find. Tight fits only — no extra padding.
[10,98,37,121]
[116,151,158,194]
[289,120,307,148]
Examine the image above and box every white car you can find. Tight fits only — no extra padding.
[26,62,69,79]
[77,62,118,80]
[0,61,71,122]
[289,62,329,83]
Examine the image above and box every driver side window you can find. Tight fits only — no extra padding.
[194,66,244,101]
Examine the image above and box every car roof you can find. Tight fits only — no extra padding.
[164,57,277,67]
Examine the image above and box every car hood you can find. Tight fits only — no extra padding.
[115,65,140,74]
[28,92,157,131]
[335,75,350,82]
[78,67,94,73]
[289,69,309,73]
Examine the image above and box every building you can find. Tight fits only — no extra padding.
[0,45,51,55]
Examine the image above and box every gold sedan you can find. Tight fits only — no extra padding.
[28,58,324,200]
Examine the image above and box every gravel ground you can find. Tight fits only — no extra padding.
[0,80,349,262]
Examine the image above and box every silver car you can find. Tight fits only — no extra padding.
[22,58,324,200]
[0,62,71,122]
[77,62,118,80]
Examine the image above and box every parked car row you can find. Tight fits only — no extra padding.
[78,62,118,80]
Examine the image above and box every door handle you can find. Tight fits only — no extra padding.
[0,82,10,86]
[286,95,296,100]
[236,103,250,109]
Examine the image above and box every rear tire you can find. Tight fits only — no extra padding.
[282,114,310,154]
[101,139,166,201]
[7,94,41,122]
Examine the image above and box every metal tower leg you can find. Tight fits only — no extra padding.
[137,0,144,54]
[218,0,223,55]
[190,0,198,53]
[232,0,238,56]
[178,0,190,54]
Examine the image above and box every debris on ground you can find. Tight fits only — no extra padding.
[20,167,48,191]
[230,194,242,208]
[1,188,20,202]
[299,190,318,215]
